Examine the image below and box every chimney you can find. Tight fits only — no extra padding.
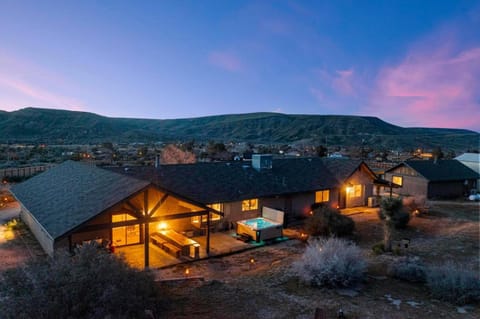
[252,154,272,171]
[155,153,161,168]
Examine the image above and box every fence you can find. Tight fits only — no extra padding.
[0,164,56,179]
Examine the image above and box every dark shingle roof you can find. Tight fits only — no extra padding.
[11,161,149,240]
[111,158,364,204]
[398,160,479,182]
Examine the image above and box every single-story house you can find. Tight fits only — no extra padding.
[11,161,216,267]
[384,159,479,199]
[111,155,382,226]
[11,155,382,267]
[455,153,480,191]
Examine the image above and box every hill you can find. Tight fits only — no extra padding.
[0,108,478,151]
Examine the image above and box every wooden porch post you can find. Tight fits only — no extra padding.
[206,211,210,256]
[144,222,150,268]
[144,189,149,269]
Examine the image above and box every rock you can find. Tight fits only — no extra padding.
[384,294,402,309]
[336,288,359,297]
[457,307,467,314]
[406,301,421,308]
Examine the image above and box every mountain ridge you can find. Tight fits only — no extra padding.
[0,107,478,151]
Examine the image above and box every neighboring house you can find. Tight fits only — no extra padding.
[11,156,381,267]
[384,160,479,199]
[455,153,480,191]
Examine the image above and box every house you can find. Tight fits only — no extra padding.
[11,156,381,267]
[455,153,480,191]
[113,155,380,227]
[384,159,479,199]
[11,161,216,267]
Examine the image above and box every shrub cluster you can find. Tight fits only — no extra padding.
[387,256,426,283]
[294,237,366,288]
[378,198,411,229]
[0,243,163,319]
[426,262,480,305]
[305,205,355,237]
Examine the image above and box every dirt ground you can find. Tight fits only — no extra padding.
[1,200,479,318]
[156,201,479,319]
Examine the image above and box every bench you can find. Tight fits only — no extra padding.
[237,233,252,242]
[151,235,168,248]
[162,242,182,258]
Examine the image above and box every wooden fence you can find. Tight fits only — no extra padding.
[0,164,56,179]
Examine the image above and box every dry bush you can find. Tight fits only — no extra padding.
[426,262,480,305]
[294,237,366,288]
[387,256,426,283]
[305,205,355,237]
[0,243,163,319]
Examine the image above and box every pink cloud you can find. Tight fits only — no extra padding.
[332,69,355,96]
[208,51,243,73]
[370,45,480,130]
[0,51,84,111]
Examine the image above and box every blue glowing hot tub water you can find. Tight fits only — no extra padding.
[237,213,284,242]
[241,217,276,230]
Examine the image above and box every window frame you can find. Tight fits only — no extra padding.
[242,198,259,211]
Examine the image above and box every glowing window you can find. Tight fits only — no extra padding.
[315,190,330,203]
[353,185,362,197]
[242,199,258,211]
[392,176,403,186]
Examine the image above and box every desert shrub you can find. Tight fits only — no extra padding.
[378,198,410,229]
[388,257,426,283]
[426,262,480,305]
[294,237,366,288]
[0,244,163,319]
[371,241,385,255]
[305,205,355,237]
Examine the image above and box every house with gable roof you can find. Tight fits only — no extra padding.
[384,159,479,199]
[11,155,382,268]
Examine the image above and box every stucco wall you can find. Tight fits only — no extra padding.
[19,205,54,256]
[385,169,429,198]
[344,168,375,208]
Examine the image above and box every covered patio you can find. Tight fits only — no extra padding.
[116,231,257,269]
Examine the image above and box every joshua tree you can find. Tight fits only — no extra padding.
[379,196,403,252]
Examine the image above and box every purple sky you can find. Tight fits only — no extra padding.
[1,0,479,132]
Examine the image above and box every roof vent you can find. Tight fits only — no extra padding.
[252,154,272,171]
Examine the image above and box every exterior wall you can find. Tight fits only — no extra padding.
[457,161,480,191]
[385,168,428,198]
[428,180,476,199]
[291,193,315,217]
[19,205,54,256]
[221,189,338,226]
[222,200,261,223]
[343,167,375,208]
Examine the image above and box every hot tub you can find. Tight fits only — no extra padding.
[236,217,283,242]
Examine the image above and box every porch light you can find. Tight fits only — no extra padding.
[184,268,190,276]
[157,222,168,230]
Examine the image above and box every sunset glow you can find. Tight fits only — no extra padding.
[0,1,478,131]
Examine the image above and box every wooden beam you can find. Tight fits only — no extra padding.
[72,210,210,234]
[148,193,168,217]
[144,188,148,216]
[206,211,210,255]
[125,201,144,219]
[144,222,150,268]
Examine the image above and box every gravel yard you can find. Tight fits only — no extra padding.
[1,200,479,318]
